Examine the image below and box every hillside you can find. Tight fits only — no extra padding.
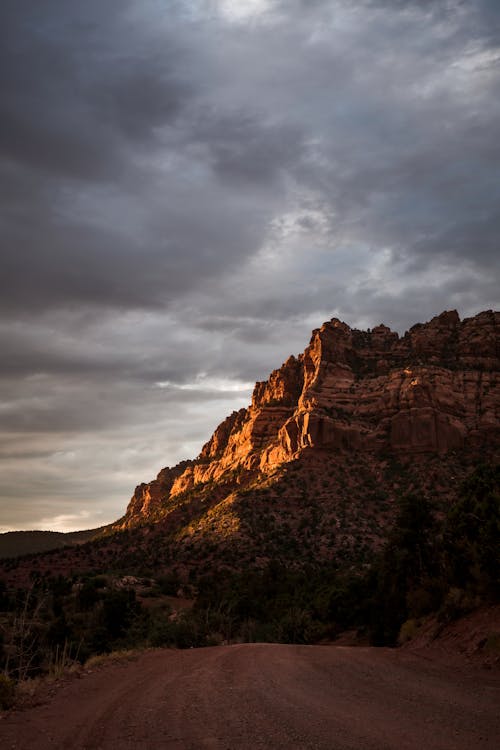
[98,308,499,575]
[0,529,103,560]
[118,308,499,523]
[1,309,499,584]
[0,309,498,661]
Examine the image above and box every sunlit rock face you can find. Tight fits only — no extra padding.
[125,462,193,520]
[119,310,499,527]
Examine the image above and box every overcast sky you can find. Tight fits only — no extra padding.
[1,0,499,531]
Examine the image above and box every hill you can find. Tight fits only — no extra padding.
[0,309,498,660]
[2,309,499,582]
[93,308,498,578]
[120,309,499,530]
[0,529,103,560]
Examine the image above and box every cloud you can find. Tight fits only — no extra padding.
[0,0,498,530]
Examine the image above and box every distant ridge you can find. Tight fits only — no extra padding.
[0,528,103,559]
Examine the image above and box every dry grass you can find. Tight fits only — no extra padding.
[84,648,145,670]
[1,650,148,713]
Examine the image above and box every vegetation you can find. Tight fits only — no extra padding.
[370,463,499,643]
[0,529,101,560]
[0,463,498,704]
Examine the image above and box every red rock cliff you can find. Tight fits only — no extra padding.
[119,310,499,526]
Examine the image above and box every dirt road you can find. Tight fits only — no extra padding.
[1,644,499,749]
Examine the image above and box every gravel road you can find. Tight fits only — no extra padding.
[1,643,499,749]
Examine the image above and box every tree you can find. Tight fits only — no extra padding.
[446,464,500,597]
[370,493,439,645]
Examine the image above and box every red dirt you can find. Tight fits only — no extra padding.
[403,604,500,668]
[1,644,499,749]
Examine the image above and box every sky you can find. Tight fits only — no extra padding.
[1,0,499,532]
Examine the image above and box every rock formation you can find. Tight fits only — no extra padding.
[1,309,498,585]
[118,310,499,529]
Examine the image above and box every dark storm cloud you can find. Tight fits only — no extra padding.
[0,2,242,312]
[0,0,499,529]
[2,0,497,316]
[0,1,194,179]
[0,181,271,312]
[1,5,302,315]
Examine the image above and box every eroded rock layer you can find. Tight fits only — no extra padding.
[119,310,499,528]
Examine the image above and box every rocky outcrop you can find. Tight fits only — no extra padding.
[121,310,500,526]
[121,461,193,526]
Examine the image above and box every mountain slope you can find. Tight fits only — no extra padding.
[1,310,498,584]
[116,309,499,527]
[0,528,103,560]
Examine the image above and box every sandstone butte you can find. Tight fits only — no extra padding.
[118,309,500,530]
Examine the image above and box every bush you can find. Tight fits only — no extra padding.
[446,464,500,596]
[437,587,477,624]
[156,573,180,596]
[397,619,419,645]
[0,673,15,710]
[484,633,500,654]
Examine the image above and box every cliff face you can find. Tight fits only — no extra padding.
[125,461,193,520]
[118,310,499,528]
